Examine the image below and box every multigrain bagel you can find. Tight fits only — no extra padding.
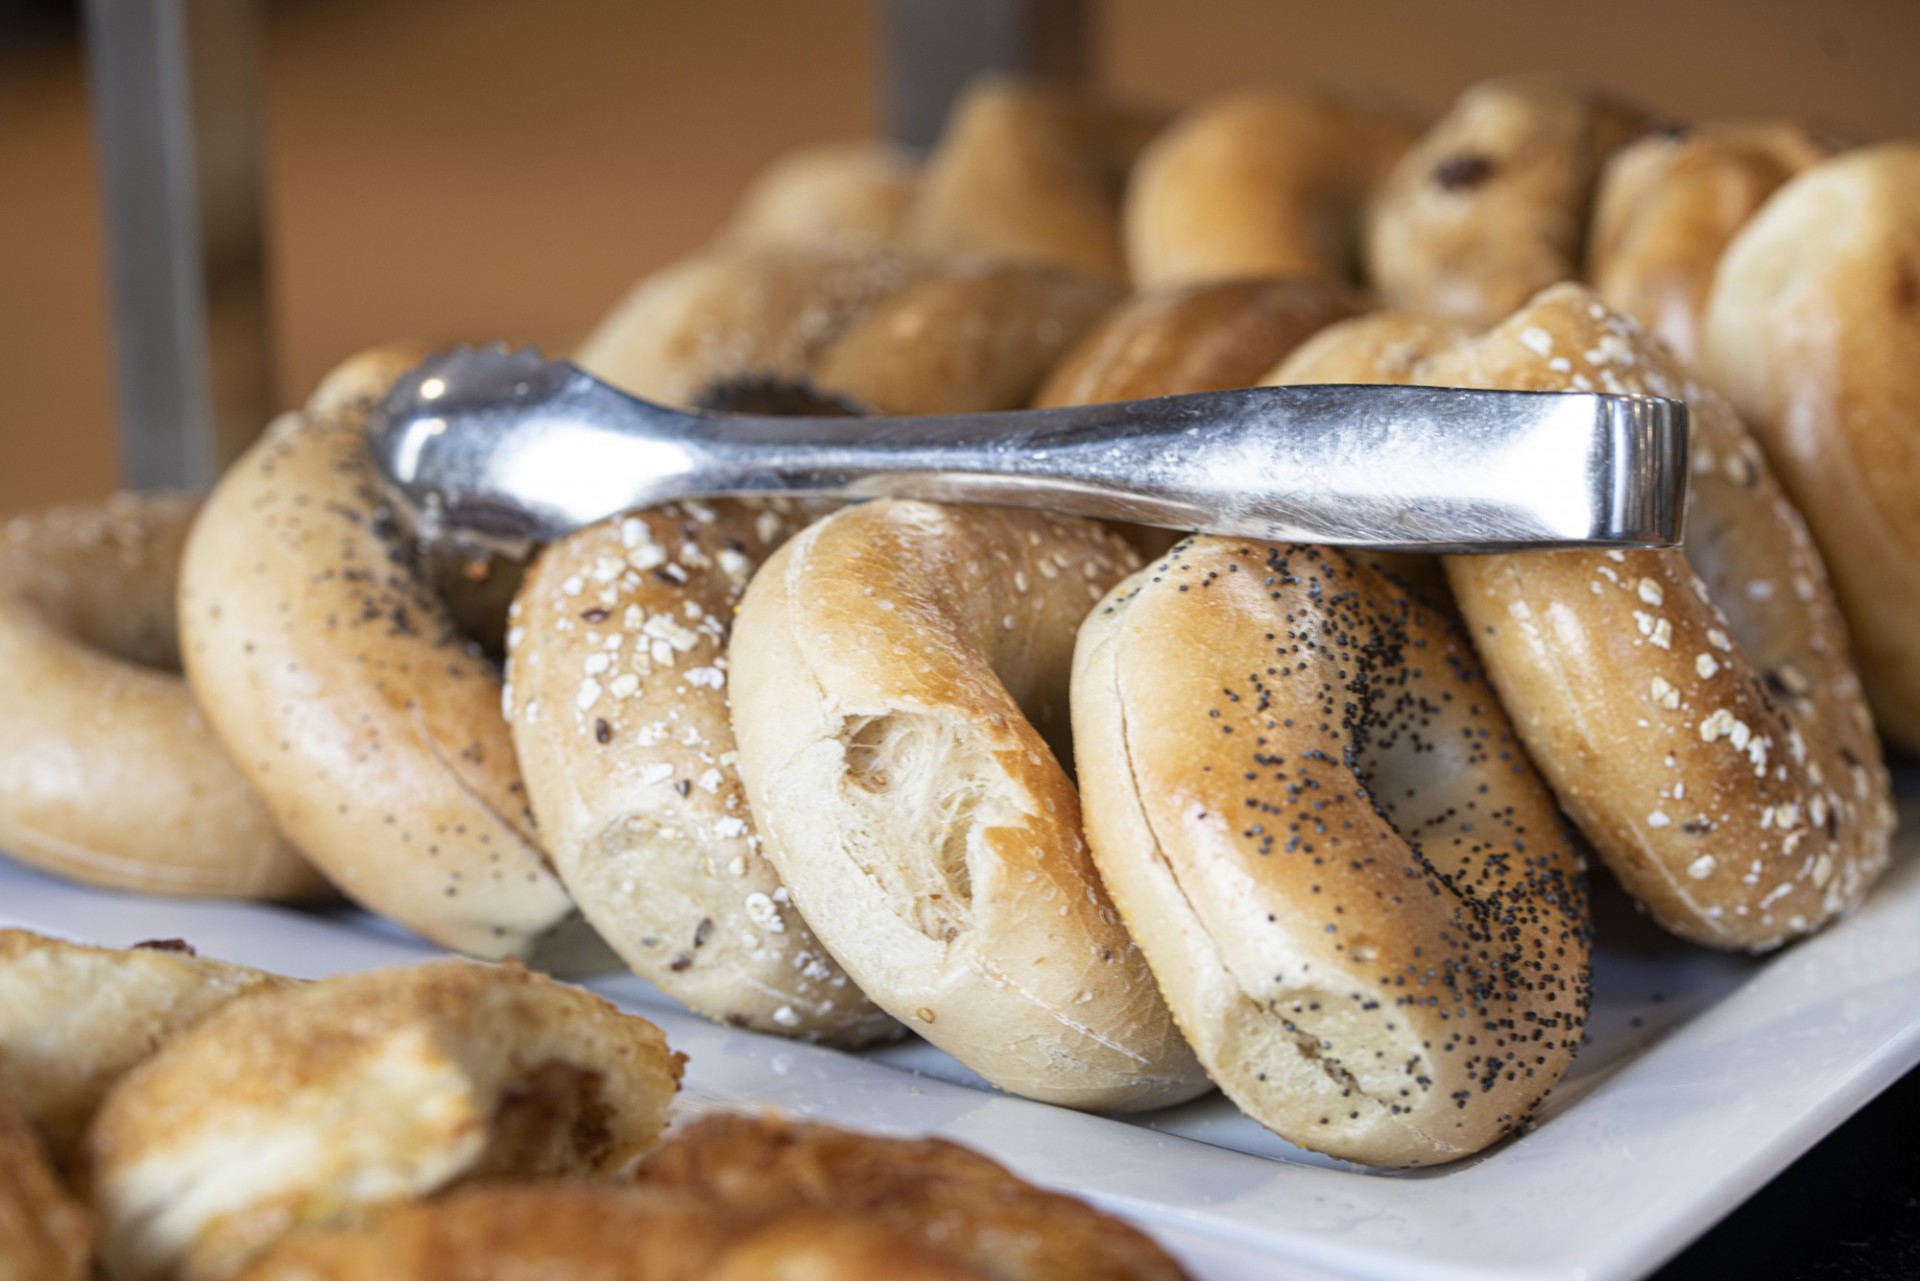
[179,350,582,960]
[1418,285,1893,949]
[0,1086,89,1281]
[0,930,289,1167]
[576,248,1120,415]
[1590,122,1835,362]
[1033,276,1366,409]
[237,1114,1189,1281]
[1124,87,1416,290]
[1367,77,1649,325]
[1702,142,1920,749]
[86,958,684,1281]
[1073,542,1590,1166]
[0,496,319,900]
[506,502,894,1043]
[729,500,1207,1109]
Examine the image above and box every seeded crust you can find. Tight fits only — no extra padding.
[575,247,1118,417]
[1073,542,1590,1166]
[729,500,1207,1109]
[1422,285,1893,949]
[507,504,894,1044]
[235,1115,1188,1281]
[1124,87,1416,290]
[86,959,684,1281]
[1367,76,1649,325]
[0,495,320,900]
[720,140,923,254]
[1590,122,1837,363]
[178,350,580,960]
[0,1085,90,1281]
[906,79,1166,279]
[0,931,290,1167]
[1702,142,1920,750]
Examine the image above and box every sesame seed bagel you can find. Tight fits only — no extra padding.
[86,958,684,1281]
[178,349,581,959]
[0,930,289,1167]
[1123,87,1415,290]
[0,495,320,901]
[506,502,894,1043]
[1702,142,1920,749]
[1590,122,1836,362]
[1072,541,1590,1166]
[1367,77,1649,325]
[1423,285,1893,949]
[728,500,1207,1109]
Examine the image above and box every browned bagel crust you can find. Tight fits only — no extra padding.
[0,496,320,900]
[1590,122,1835,362]
[1367,77,1649,325]
[0,1085,90,1281]
[235,1114,1188,1281]
[1427,285,1893,949]
[1073,542,1590,1165]
[1033,277,1367,409]
[87,959,684,1281]
[179,353,578,959]
[729,500,1207,1109]
[1702,142,1920,749]
[1125,88,1416,289]
[721,140,922,254]
[506,503,894,1043]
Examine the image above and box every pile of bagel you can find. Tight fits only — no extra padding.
[0,928,1187,1281]
[2,75,1915,1170]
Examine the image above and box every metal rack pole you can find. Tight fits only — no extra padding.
[83,0,274,490]
[884,0,1092,149]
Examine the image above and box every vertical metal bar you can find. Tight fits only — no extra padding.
[84,0,273,490]
[884,0,1092,150]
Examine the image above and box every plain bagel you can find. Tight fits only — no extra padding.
[179,349,583,960]
[728,499,1207,1110]
[1701,142,1920,749]
[1073,541,1591,1166]
[0,495,320,901]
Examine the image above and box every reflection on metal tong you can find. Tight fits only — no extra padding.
[364,346,1689,561]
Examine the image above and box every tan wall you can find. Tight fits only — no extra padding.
[2,0,1917,513]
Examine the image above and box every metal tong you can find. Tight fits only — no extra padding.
[364,346,1689,559]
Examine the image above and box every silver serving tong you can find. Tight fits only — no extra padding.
[365,346,1688,560]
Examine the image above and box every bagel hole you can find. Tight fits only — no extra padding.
[837,712,985,942]
[468,1060,614,1180]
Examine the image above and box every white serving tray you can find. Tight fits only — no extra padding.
[5,796,1916,1281]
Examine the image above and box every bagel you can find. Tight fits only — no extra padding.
[721,140,921,253]
[728,500,1207,1109]
[0,930,288,1166]
[1033,276,1366,409]
[1701,142,1920,749]
[1125,87,1416,290]
[1590,122,1835,362]
[506,502,894,1043]
[1411,284,1892,949]
[576,247,1120,415]
[0,495,320,900]
[1367,77,1649,325]
[1073,542,1590,1166]
[179,350,583,960]
[0,1085,89,1281]
[237,1113,1187,1281]
[86,958,684,1281]
[906,79,1163,278]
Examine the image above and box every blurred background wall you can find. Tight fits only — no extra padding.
[2,0,1917,513]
